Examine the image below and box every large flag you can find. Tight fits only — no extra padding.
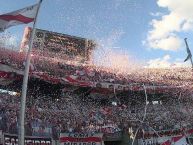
[0,3,39,31]
[184,38,192,62]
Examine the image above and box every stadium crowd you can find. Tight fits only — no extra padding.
[1,89,193,140]
[1,47,193,141]
[0,47,193,89]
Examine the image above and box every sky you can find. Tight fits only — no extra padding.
[0,0,193,68]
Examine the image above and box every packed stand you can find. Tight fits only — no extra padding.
[1,48,193,140]
[0,47,193,92]
[1,89,193,140]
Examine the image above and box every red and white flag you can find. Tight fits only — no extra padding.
[161,129,193,145]
[63,75,93,87]
[0,3,39,31]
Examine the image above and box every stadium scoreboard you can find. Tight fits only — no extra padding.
[20,27,96,61]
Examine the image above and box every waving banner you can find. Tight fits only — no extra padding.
[60,133,103,145]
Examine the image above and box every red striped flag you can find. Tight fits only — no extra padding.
[0,3,39,31]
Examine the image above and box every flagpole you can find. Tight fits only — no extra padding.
[18,1,42,145]
[190,58,193,69]
[184,38,193,69]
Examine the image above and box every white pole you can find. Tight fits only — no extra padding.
[131,84,148,145]
[184,38,193,69]
[18,1,42,145]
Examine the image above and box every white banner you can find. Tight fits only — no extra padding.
[60,133,103,145]
[138,135,190,145]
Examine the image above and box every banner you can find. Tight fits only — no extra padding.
[161,135,189,145]
[60,133,103,145]
[4,133,52,145]
[138,135,191,145]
